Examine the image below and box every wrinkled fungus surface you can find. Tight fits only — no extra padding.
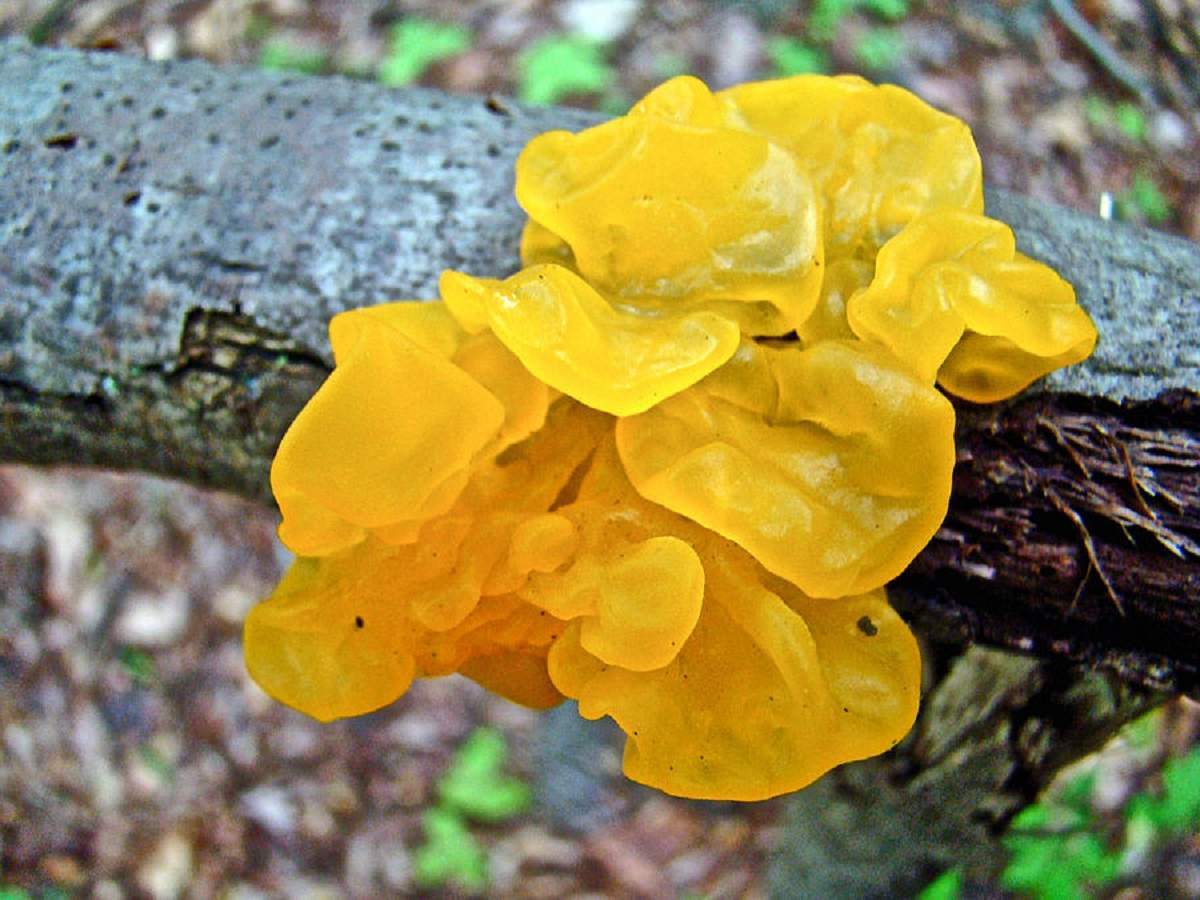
[245,74,1097,801]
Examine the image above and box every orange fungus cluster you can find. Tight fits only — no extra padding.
[244,74,1097,801]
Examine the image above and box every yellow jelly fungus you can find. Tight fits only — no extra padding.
[515,77,823,335]
[545,438,920,800]
[245,541,420,722]
[272,308,502,556]
[245,540,570,720]
[616,339,956,598]
[795,257,870,347]
[519,217,802,337]
[719,74,983,259]
[272,302,553,557]
[846,211,1098,401]
[249,399,608,720]
[247,71,1097,804]
[457,649,563,710]
[439,265,742,416]
[521,530,705,673]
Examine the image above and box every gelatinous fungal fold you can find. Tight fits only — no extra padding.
[846,211,1097,402]
[244,73,1097,801]
[614,339,957,599]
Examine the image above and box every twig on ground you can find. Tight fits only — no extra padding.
[1048,0,1157,105]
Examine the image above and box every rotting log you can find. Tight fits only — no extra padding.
[1,39,1197,894]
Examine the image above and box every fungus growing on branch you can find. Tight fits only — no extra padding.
[846,211,1098,402]
[244,73,1097,801]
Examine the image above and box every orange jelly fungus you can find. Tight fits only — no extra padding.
[245,74,1097,801]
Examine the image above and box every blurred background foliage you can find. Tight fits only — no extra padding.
[1,1,1199,897]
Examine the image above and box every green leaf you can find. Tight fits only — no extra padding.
[1039,869,1089,900]
[864,0,909,20]
[517,36,613,106]
[1113,102,1147,141]
[1008,802,1053,832]
[1004,836,1095,900]
[1123,796,1159,856]
[1136,747,1200,833]
[259,40,329,75]
[854,27,905,72]
[767,37,830,76]
[1119,172,1173,225]
[810,0,857,41]
[1120,709,1161,750]
[1004,789,1123,900]
[1002,831,1064,891]
[1062,831,1121,884]
[244,14,273,44]
[809,0,906,41]
[438,727,532,823]
[118,646,156,686]
[24,0,71,46]
[412,808,489,892]
[917,867,961,900]
[379,18,472,87]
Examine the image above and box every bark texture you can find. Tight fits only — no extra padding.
[896,391,1200,693]
[1,40,1198,893]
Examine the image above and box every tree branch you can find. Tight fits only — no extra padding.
[1,40,1197,700]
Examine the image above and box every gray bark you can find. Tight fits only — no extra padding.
[1,39,1197,895]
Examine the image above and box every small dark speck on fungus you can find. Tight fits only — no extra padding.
[354,616,364,629]
[857,615,878,637]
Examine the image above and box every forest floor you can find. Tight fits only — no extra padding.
[1,1,1199,897]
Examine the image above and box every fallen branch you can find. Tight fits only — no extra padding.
[3,39,1196,693]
